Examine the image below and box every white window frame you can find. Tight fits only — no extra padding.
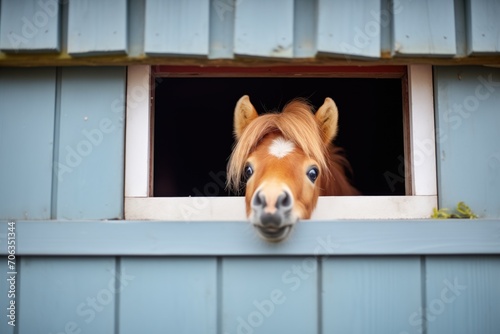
[124,65,437,220]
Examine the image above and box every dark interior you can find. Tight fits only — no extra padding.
[153,77,405,197]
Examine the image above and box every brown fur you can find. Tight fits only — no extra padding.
[227,97,358,219]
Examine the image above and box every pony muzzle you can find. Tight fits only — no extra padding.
[250,188,296,242]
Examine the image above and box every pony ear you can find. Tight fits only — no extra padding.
[315,97,339,143]
[234,95,258,140]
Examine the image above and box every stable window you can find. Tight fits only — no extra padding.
[125,65,436,220]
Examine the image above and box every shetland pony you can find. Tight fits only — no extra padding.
[227,95,358,242]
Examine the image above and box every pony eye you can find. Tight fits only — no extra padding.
[244,164,254,179]
[306,166,319,183]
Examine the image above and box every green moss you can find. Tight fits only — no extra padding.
[431,202,478,219]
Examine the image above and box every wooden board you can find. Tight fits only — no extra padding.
[18,257,116,334]
[393,0,457,56]
[234,0,294,58]
[144,0,210,56]
[4,220,500,256]
[0,0,60,52]
[67,0,127,55]
[120,257,217,333]
[317,0,381,59]
[322,256,422,333]
[0,68,56,219]
[54,67,126,219]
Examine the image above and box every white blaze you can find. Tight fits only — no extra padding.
[269,137,295,158]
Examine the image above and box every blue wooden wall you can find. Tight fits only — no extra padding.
[0,220,499,334]
[0,0,500,332]
[0,67,126,220]
[0,0,499,61]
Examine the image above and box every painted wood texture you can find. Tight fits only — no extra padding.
[317,0,381,58]
[322,257,422,333]
[0,68,56,220]
[144,0,210,56]
[393,0,457,56]
[3,220,500,256]
[426,256,500,334]
[0,0,60,52]
[54,67,126,219]
[120,257,217,334]
[467,0,500,54]
[6,254,500,333]
[234,0,294,58]
[434,66,500,218]
[209,0,235,59]
[222,257,318,333]
[67,0,127,55]
[18,257,116,334]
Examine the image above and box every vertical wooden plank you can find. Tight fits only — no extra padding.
[408,65,437,196]
[426,256,500,334]
[144,0,210,56]
[0,258,15,334]
[434,66,500,218]
[466,0,500,54]
[222,257,317,334]
[125,66,151,197]
[67,0,127,55]
[209,0,235,59]
[0,68,56,220]
[393,0,456,56]
[120,257,217,334]
[55,67,126,219]
[234,0,294,58]
[18,257,117,334]
[0,0,60,52]
[317,0,381,59]
[322,256,422,333]
[294,0,317,58]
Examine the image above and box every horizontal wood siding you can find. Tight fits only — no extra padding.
[0,0,60,52]
[0,68,56,219]
[434,66,500,218]
[0,0,499,63]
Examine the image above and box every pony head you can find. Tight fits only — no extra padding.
[227,96,358,242]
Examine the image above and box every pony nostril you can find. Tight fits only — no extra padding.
[277,191,292,210]
[252,190,266,208]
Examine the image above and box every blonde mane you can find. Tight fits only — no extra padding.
[227,99,330,193]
